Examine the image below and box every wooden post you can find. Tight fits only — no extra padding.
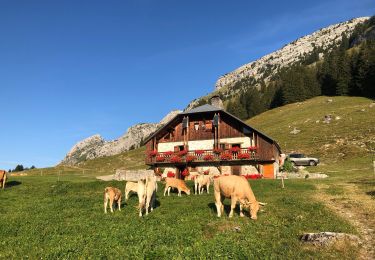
[281,174,285,189]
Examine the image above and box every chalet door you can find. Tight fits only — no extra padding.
[232,165,241,175]
[263,164,274,179]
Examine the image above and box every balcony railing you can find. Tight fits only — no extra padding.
[145,148,260,164]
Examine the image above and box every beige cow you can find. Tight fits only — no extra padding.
[137,179,147,217]
[214,175,261,220]
[0,170,7,189]
[194,174,211,195]
[164,178,190,196]
[104,187,122,213]
[145,175,158,215]
[124,181,138,201]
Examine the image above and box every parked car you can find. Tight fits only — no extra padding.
[288,153,319,166]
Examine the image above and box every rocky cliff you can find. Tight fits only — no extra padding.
[185,17,369,111]
[60,110,181,165]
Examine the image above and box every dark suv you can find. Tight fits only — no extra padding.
[288,153,319,166]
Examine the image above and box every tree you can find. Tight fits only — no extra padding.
[13,165,24,172]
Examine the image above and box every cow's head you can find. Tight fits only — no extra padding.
[241,200,261,220]
[185,188,191,195]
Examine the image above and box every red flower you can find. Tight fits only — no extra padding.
[248,146,258,152]
[164,151,174,156]
[148,150,158,157]
[230,147,241,153]
[237,153,251,160]
[181,169,189,176]
[170,156,182,163]
[186,155,197,162]
[243,174,262,179]
[203,170,210,175]
[195,149,205,155]
[213,148,223,154]
[156,156,165,162]
[203,154,214,161]
[178,150,188,156]
[167,171,175,178]
[220,153,232,160]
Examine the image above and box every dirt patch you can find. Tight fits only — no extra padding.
[202,222,241,239]
[314,183,375,259]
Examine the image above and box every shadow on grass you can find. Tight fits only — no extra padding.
[208,202,246,217]
[4,181,22,188]
[366,191,375,197]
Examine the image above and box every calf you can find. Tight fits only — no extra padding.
[194,174,211,195]
[0,170,7,190]
[104,187,122,213]
[214,175,261,220]
[124,181,138,201]
[145,175,157,215]
[164,178,190,196]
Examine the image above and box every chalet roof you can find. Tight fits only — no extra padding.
[143,104,282,153]
[180,104,222,114]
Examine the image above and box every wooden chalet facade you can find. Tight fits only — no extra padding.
[143,103,282,179]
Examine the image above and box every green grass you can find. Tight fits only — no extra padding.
[0,175,358,259]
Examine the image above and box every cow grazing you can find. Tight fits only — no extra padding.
[0,170,7,189]
[194,174,211,195]
[104,187,122,213]
[145,175,158,215]
[164,178,190,196]
[124,181,139,201]
[137,179,147,217]
[214,175,261,220]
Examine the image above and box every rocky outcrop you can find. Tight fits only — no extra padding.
[60,110,181,165]
[215,17,368,92]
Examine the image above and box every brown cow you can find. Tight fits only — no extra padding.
[164,178,190,196]
[104,187,122,213]
[214,175,261,220]
[0,170,7,189]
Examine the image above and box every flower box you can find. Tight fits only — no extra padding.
[213,148,223,154]
[203,154,214,161]
[156,156,165,162]
[220,153,232,160]
[248,146,258,152]
[237,153,251,160]
[164,151,174,156]
[230,147,241,153]
[243,174,262,179]
[170,156,182,163]
[194,150,205,155]
[186,155,197,162]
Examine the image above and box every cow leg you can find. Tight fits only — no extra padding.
[229,197,237,218]
[214,192,223,217]
[125,190,129,201]
[151,193,155,212]
[110,197,114,213]
[118,198,121,211]
[194,181,198,195]
[178,189,181,197]
[164,185,168,196]
[207,183,210,194]
[168,187,171,196]
[146,196,150,215]
[104,198,108,214]
[239,204,244,217]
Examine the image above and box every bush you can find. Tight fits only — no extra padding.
[282,159,294,172]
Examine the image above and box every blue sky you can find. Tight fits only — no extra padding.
[0,0,374,169]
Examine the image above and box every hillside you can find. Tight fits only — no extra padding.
[247,96,375,163]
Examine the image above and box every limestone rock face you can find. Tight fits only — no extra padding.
[60,110,181,165]
[215,18,368,91]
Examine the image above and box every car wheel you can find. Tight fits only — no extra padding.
[309,161,316,166]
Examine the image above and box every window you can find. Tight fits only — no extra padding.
[194,122,199,131]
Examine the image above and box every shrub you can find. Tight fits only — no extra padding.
[282,159,295,172]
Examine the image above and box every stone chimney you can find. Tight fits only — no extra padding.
[210,95,224,110]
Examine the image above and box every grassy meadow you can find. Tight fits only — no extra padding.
[1,96,374,258]
[0,175,358,259]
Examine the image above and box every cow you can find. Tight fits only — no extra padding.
[104,187,122,213]
[163,177,191,196]
[194,174,212,195]
[214,175,262,220]
[145,175,158,215]
[124,181,139,201]
[137,179,147,217]
[0,170,7,189]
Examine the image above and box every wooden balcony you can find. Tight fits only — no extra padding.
[145,148,262,165]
